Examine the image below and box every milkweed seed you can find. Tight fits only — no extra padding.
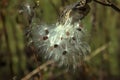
[62,51,67,55]
[54,44,59,48]
[43,36,48,40]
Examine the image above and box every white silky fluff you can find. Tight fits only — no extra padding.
[30,18,90,69]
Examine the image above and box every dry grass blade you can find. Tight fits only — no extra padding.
[21,60,54,80]
[85,42,110,61]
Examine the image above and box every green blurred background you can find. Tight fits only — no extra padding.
[0,0,120,80]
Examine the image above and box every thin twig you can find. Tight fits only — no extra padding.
[85,42,110,61]
[21,60,54,80]
[21,37,110,79]
[93,0,120,12]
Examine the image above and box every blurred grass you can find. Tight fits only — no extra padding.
[0,0,120,80]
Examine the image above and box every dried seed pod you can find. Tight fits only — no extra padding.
[29,18,90,69]
[27,1,91,69]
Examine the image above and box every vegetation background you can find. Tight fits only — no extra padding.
[0,0,120,80]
